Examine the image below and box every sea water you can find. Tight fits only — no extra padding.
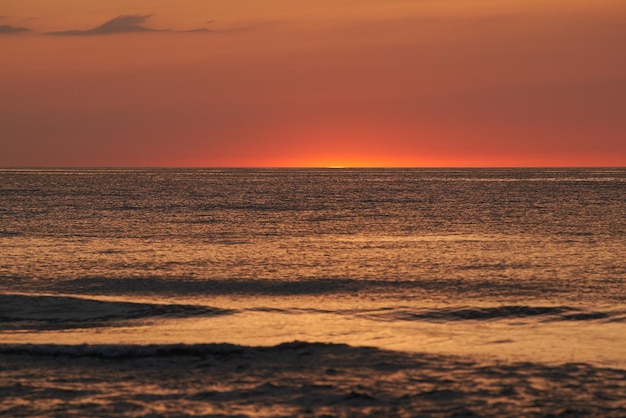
[1,168,625,416]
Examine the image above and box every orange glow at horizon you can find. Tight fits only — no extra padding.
[1,0,625,167]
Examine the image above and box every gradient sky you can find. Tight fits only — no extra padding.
[1,0,625,167]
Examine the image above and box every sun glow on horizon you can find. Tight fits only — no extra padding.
[2,0,624,167]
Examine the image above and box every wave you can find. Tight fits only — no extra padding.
[6,275,626,306]
[60,276,383,295]
[1,341,625,417]
[1,293,624,334]
[48,276,572,297]
[366,305,626,323]
[0,294,231,330]
[0,341,338,358]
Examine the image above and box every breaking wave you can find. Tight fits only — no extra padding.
[1,341,625,417]
[0,341,332,358]
[1,293,624,332]
[0,294,231,330]
[366,305,626,323]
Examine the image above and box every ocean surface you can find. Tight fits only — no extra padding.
[1,168,625,417]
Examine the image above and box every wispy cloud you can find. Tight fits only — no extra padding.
[183,28,215,33]
[181,20,279,34]
[0,24,32,34]
[49,14,167,36]
[0,13,283,37]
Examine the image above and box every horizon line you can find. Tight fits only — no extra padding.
[2,165,625,170]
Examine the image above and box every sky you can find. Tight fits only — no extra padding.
[1,0,625,167]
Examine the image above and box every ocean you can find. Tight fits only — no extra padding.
[1,168,625,417]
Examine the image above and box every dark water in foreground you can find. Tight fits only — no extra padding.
[1,168,625,416]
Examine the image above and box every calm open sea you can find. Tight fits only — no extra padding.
[1,168,625,417]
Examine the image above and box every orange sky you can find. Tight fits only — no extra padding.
[1,0,625,167]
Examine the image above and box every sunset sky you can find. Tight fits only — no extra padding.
[1,0,625,167]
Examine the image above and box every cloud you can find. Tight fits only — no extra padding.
[183,28,215,33]
[43,14,281,37]
[0,24,32,34]
[176,19,281,34]
[50,14,167,36]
